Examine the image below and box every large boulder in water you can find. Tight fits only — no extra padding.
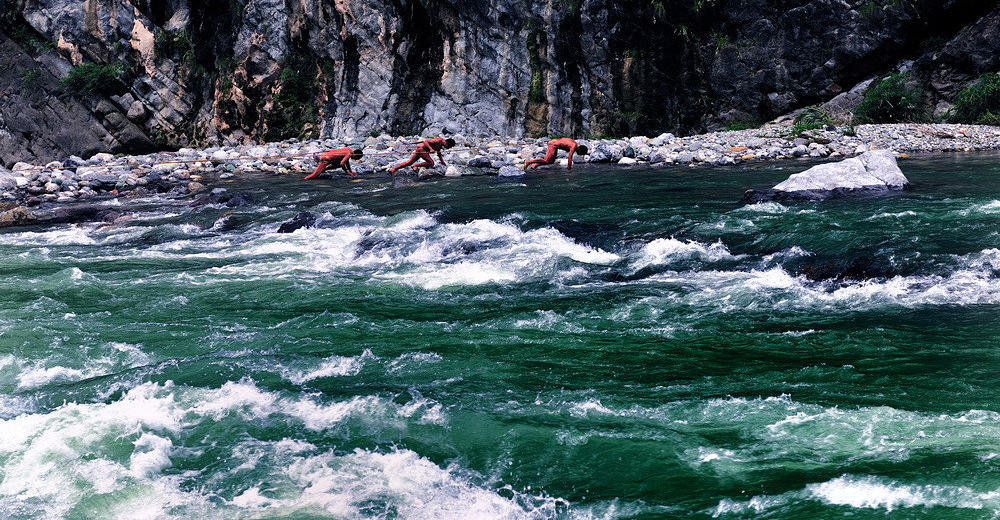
[742,150,909,202]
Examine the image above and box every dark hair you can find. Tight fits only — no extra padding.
[445,138,456,147]
[577,145,589,156]
[352,148,364,157]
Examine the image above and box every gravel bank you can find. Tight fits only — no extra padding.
[2,123,999,209]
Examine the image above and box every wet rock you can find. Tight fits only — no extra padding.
[446,165,486,177]
[391,176,419,187]
[742,149,909,202]
[467,156,492,168]
[38,204,119,225]
[497,166,524,177]
[649,148,674,164]
[417,168,445,179]
[588,143,624,163]
[225,192,254,207]
[277,212,318,233]
[0,204,35,227]
[674,151,697,163]
[0,173,23,190]
[189,189,254,207]
[798,256,899,282]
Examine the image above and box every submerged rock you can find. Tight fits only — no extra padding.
[189,189,254,207]
[497,166,524,177]
[5,204,125,227]
[742,149,909,202]
[277,212,318,233]
[797,255,900,282]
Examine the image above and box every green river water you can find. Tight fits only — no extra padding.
[1,152,999,519]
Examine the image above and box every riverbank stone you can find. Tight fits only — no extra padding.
[742,149,909,202]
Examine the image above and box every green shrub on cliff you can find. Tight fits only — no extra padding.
[20,67,41,89]
[853,72,925,124]
[789,107,833,136]
[950,73,1000,125]
[61,62,125,95]
[263,62,319,141]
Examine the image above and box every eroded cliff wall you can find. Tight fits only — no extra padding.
[1,0,998,166]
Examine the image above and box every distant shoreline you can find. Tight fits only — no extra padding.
[2,123,1000,216]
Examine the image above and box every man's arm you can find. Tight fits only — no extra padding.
[339,155,356,175]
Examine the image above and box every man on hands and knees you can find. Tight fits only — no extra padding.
[524,138,588,170]
[305,148,364,180]
[390,137,456,175]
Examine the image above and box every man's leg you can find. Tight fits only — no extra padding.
[391,153,420,174]
[304,159,331,180]
[412,152,434,171]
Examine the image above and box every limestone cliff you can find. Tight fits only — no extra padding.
[1,0,998,167]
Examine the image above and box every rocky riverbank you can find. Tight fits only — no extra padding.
[2,123,999,227]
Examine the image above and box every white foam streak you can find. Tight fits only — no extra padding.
[130,433,175,478]
[12,342,152,391]
[366,219,618,289]
[513,310,586,333]
[715,474,1000,516]
[630,238,735,272]
[16,365,86,389]
[0,227,97,246]
[92,210,621,288]
[0,383,185,519]
[962,200,1000,215]
[0,380,465,519]
[631,246,1000,312]
[245,448,570,519]
[282,352,367,384]
[186,379,448,430]
[380,262,519,289]
[810,475,1000,511]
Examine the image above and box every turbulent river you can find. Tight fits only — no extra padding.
[2,152,1000,520]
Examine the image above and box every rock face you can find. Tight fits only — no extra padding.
[0,32,155,168]
[0,1,998,166]
[742,150,909,202]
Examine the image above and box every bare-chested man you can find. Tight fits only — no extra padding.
[304,148,364,180]
[390,137,456,174]
[524,138,588,170]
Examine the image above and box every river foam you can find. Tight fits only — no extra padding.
[0,380,587,520]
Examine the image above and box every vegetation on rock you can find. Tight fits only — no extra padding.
[263,58,321,142]
[950,73,1000,125]
[60,62,125,96]
[853,72,925,124]
[790,107,834,137]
